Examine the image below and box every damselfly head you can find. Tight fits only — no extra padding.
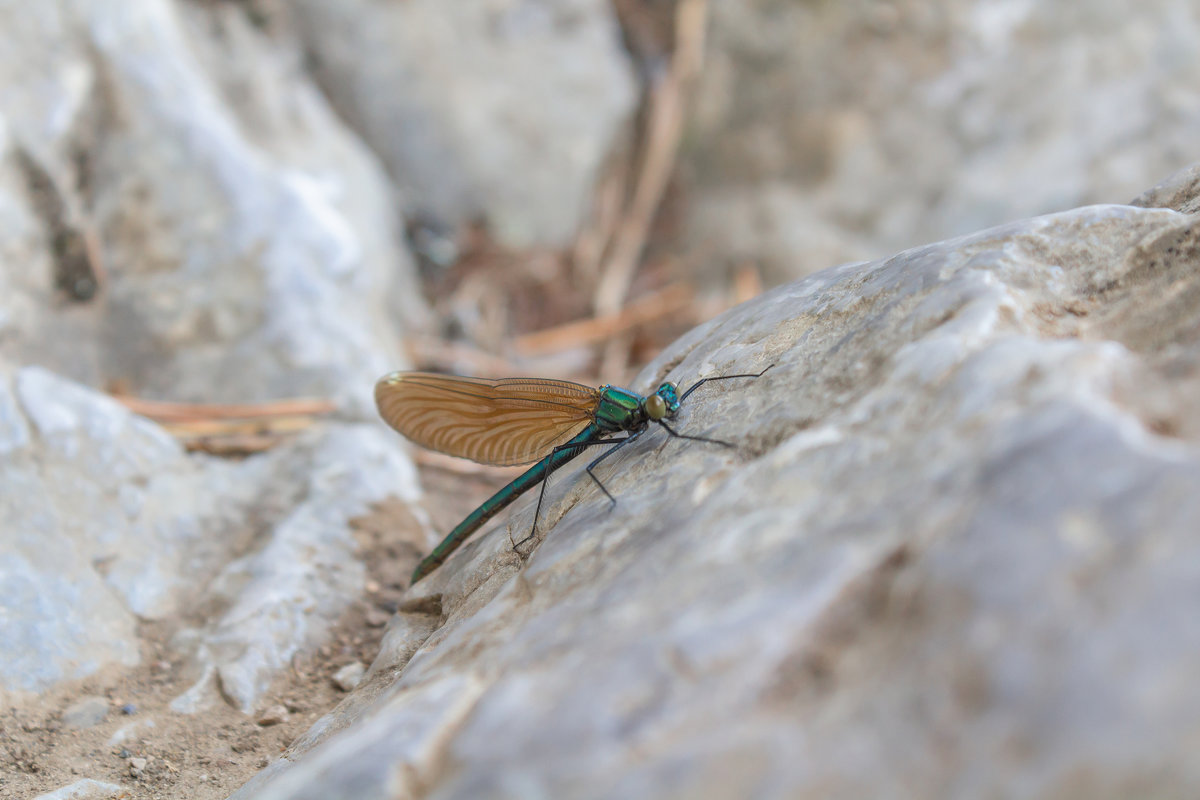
[645,382,681,421]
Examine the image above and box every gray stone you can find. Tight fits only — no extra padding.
[289,0,637,247]
[0,363,263,662]
[332,661,366,692]
[170,424,422,714]
[0,0,422,415]
[256,704,290,727]
[106,718,156,747]
[1131,161,1200,215]
[0,367,146,693]
[230,193,1200,798]
[684,0,1200,284]
[61,695,110,729]
[32,779,129,800]
[0,364,422,712]
[0,0,437,714]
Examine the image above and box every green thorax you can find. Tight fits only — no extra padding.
[594,382,681,432]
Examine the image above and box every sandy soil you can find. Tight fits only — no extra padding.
[0,467,507,800]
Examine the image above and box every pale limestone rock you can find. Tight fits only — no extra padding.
[232,188,1200,799]
[685,0,1200,283]
[32,779,129,800]
[332,661,366,693]
[0,0,421,414]
[288,0,637,247]
[0,364,421,712]
[61,696,110,729]
[256,704,290,727]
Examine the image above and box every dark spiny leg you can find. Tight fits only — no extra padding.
[657,420,734,448]
[585,427,646,509]
[678,364,774,403]
[666,365,773,448]
[511,435,632,552]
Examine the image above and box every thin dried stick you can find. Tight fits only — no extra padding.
[405,336,530,378]
[414,450,526,478]
[573,163,627,289]
[593,0,707,319]
[159,416,317,438]
[114,395,336,423]
[185,434,285,456]
[732,260,764,305]
[113,394,336,456]
[595,0,708,378]
[513,283,693,357]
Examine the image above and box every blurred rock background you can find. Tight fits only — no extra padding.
[685,0,1200,284]
[2,0,1196,398]
[1,1,1197,798]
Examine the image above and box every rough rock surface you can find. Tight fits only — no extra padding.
[685,0,1200,283]
[0,0,420,412]
[61,696,111,730]
[2,1,1198,797]
[0,363,421,712]
[233,186,1200,798]
[32,779,129,800]
[288,0,637,248]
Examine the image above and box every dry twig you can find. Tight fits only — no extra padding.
[593,0,709,377]
[113,394,336,456]
[114,396,335,421]
[513,283,693,357]
[413,450,526,478]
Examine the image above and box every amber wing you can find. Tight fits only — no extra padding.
[374,372,600,466]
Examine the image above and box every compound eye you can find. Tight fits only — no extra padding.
[645,394,667,421]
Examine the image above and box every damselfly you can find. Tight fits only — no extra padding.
[375,366,771,583]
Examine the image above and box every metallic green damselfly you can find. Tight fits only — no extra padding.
[375,366,771,583]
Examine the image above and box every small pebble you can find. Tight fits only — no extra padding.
[30,779,126,799]
[365,606,391,627]
[128,755,149,777]
[332,661,366,692]
[67,756,95,775]
[62,695,110,729]
[256,704,289,726]
[107,718,157,747]
[120,703,137,715]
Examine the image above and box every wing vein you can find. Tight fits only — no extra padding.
[374,372,600,466]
